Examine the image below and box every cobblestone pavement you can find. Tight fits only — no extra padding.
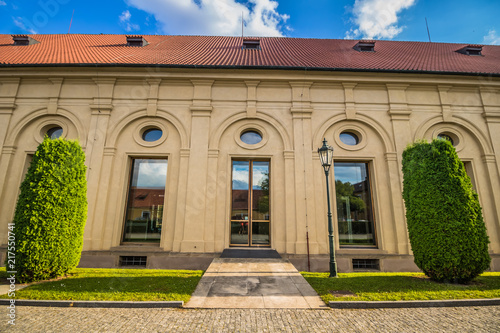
[1,306,499,332]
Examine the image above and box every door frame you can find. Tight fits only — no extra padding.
[229,158,271,247]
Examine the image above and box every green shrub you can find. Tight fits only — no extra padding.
[402,139,490,283]
[10,138,87,283]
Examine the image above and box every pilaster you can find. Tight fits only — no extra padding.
[173,148,191,252]
[386,84,412,254]
[289,81,314,114]
[0,78,20,149]
[480,87,500,176]
[290,93,318,254]
[86,78,116,250]
[283,150,296,254]
[181,80,214,252]
[482,154,500,252]
[0,146,17,244]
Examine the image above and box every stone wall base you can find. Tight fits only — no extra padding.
[1,248,498,273]
[286,254,421,273]
[78,249,216,271]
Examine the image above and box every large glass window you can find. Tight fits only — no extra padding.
[334,162,376,246]
[123,159,168,243]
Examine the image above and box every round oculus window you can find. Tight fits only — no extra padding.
[240,130,262,145]
[46,127,63,139]
[339,132,359,146]
[437,133,454,146]
[142,128,163,142]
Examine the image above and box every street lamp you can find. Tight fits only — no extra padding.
[318,138,337,278]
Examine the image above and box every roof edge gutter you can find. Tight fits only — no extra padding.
[0,63,499,78]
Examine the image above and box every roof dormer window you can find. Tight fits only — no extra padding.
[126,35,149,47]
[12,35,39,46]
[457,45,483,56]
[354,40,375,52]
[242,38,260,50]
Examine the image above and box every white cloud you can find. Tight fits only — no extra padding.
[483,30,500,45]
[0,1,7,6]
[345,0,415,40]
[119,10,140,32]
[13,17,37,34]
[126,0,289,36]
[120,10,132,22]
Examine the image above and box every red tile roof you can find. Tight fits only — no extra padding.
[1,34,500,76]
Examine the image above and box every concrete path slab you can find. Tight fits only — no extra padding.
[185,258,327,309]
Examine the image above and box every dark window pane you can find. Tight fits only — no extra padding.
[47,127,63,139]
[240,131,262,144]
[123,159,167,242]
[334,162,375,246]
[251,222,269,245]
[142,128,162,142]
[339,132,359,146]
[437,133,454,146]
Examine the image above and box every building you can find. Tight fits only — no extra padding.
[0,34,499,272]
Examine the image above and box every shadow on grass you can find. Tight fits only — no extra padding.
[22,276,201,293]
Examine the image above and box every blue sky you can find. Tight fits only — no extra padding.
[1,0,499,44]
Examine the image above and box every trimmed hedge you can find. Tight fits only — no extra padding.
[10,138,87,283]
[402,139,490,283]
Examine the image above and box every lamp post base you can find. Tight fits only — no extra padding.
[329,261,337,278]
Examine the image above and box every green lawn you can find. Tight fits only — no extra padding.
[0,267,203,303]
[301,272,500,303]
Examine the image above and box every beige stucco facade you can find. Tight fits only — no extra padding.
[1,66,499,272]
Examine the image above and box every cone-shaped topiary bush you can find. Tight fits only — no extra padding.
[10,137,87,283]
[402,139,490,283]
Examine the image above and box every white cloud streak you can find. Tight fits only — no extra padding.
[119,10,140,32]
[0,1,7,6]
[483,30,500,45]
[13,17,37,34]
[345,0,415,40]
[126,0,289,36]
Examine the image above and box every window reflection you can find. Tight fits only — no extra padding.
[231,161,249,220]
[252,162,269,221]
[47,127,63,139]
[240,131,262,144]
[123,159,167,243]
[339,132,359,146]
[142,128,162,142]
[334,162,375,246]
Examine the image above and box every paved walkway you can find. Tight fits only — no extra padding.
[185,258,327,309]
[2,306,499,332]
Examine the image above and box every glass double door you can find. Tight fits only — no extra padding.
[230,160,270,246]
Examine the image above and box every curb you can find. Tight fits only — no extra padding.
[329,298,500,309]
[0,299,183,308]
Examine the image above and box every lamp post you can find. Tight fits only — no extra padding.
[318,138,337,278]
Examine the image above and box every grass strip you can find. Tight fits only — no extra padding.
[0,267,203,303]
[301,272,500,303]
